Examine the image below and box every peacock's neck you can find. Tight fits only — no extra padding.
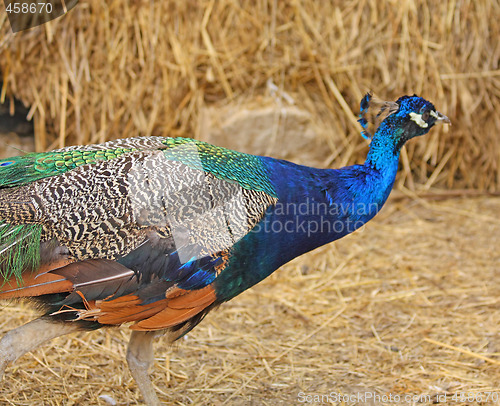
[364,121,403,171]
[262,154,400,266]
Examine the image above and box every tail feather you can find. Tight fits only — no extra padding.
[0,222,42,285]
[0,258,73,299]
[0,259,137,305]
[48,260,137,305]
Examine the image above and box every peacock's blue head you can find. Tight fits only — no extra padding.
[359,93,450,154]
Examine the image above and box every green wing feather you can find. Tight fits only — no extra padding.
[0,137,276,195]
[0,148,135,188]
[161,138,277,197]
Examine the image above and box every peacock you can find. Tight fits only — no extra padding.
[0,94,449,405]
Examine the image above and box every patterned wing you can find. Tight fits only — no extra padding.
[0,138,277,333]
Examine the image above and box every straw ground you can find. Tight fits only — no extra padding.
[0,194,498,405]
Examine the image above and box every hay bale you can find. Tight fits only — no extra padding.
[0,0,498,190]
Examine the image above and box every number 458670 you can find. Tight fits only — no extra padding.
[6,2,54,14]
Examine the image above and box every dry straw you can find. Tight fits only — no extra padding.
[0,0,498,190]
[0,196,499,405]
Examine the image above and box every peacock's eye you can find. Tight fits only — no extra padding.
[421,110,430,121]
[0,161,14,167]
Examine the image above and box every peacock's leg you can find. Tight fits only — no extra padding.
[0,316,81,380]
[126,330,160,406]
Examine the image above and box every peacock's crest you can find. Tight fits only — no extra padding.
[358,92,399,140]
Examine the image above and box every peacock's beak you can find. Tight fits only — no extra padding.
[432,111,451,125]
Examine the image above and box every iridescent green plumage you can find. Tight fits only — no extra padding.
[0,222,42,284]
[161,138,277,197]
[0,138,277,197]
[0,148,135,188]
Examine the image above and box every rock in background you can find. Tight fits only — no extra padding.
[198,97,327,167]
[0,97,35,158]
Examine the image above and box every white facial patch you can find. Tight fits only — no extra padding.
[409,112,428,128]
